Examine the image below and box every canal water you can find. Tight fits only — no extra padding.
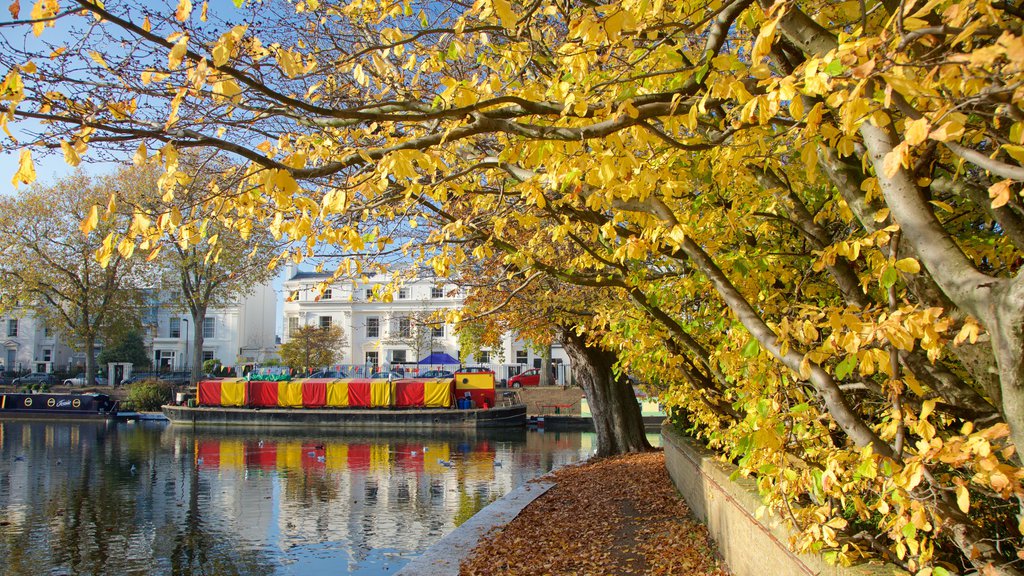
[0,421,658,575]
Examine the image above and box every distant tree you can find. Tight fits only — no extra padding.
[98,330,151,369]
[0,169,145,386]
[390,309,448,364]
[279,325,347,372]
[120,156,281,386]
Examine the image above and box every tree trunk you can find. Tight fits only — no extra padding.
[560,329,652,456]
[84,337,98,386]
[539,343,553,386]
[189,306,207,387]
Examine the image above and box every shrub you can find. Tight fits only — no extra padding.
[127,378,173,411]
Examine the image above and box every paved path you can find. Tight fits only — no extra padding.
[396,480,556,576]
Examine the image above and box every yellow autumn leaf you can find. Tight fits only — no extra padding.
[142,16,150,32]
[904,117,929,146]
[60,140,82,166]
[117,238,135,259]
[88,50,110,70]
[955,484,970,513]
[894,258,921,274]
[80,204,99,235]
[929,120,964,142]
[133,141,147,165]
[213,79,241,98]
[12,148,35,187]
[988,180,1011,209]
[954,319,980,345]
[175,0,192,21]
[168,36,189,70]
[491,0,516,27]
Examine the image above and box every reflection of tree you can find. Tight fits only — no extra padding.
[167,434,276,576]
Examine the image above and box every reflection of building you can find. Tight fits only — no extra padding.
[281,266,570,380]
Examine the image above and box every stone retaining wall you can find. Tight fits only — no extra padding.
[661,425,905,576]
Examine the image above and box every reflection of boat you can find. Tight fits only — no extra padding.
[0,393,119,420]
[163,403,527,429]
[164,370,526,429]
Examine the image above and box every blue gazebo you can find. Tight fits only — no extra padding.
[417,352,459,364]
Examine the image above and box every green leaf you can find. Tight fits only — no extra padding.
[824,59,845,76]
[901,522,916,539]
[741,338,760,358]
[880,265,898,289]
[835,356,857,379]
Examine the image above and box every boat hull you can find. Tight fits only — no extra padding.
[0,393,119,421]
[162,403,527,429]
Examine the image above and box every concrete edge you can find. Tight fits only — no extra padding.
[396,479,556,576]
[662,424,907,576]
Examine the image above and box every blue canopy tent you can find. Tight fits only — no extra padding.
[418,352,459,364]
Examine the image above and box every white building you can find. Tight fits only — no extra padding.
[281,267,570,382]
[147,282,278,373]
[0,313,76,374]
[0,281,278,376]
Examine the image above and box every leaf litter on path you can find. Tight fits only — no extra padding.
[461,450,731,576]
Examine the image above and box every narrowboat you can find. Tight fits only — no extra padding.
[163,368,527,430]
[0,392,120,420]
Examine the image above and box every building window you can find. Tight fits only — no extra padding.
[320,316,333,329]
[43,349,52,362]
[516,350,528,364]
[365,288,373,300]
[431,324,444,338]
[7,319,17,337]
[44,324,53,338]
[392,349,407,363]
[478,350,491,364]
[397,317,411,338]
[365,351,378,369]
[366,317,379,338]
[322,288,332,300]
[170,318,181,339]
[202,350,215,362]
[202,317,215,338]
[288,317,299,336]
[431,286,444,298]
[398,287,408,299]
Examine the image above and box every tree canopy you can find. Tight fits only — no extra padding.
[278,324,347,372]
[2,0,1024,572]
[0,169,145,383]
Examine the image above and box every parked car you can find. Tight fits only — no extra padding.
[12,373,58,386]
[508,368,542,388]
[458,366,493,373]
[416,369,454,379]
[308,369,347,379]
[120,372,190,387]
[63,375,107,386]
[370,370,404,380]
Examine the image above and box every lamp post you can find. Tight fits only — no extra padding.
[182,318,189,376]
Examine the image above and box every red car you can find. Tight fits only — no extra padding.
[508,368,542,388]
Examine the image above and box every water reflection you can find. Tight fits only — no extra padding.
[0,422,610,575]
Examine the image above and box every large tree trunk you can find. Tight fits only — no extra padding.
[539,343,554,386]
[189,305,207,386]
[560,329,652,456]
[84,337,98,386]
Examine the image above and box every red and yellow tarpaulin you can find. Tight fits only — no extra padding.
[195,375,466,410]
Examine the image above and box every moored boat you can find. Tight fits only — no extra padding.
[163,368,527,429]
[0,392,119,420]
[162,402,527,429]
